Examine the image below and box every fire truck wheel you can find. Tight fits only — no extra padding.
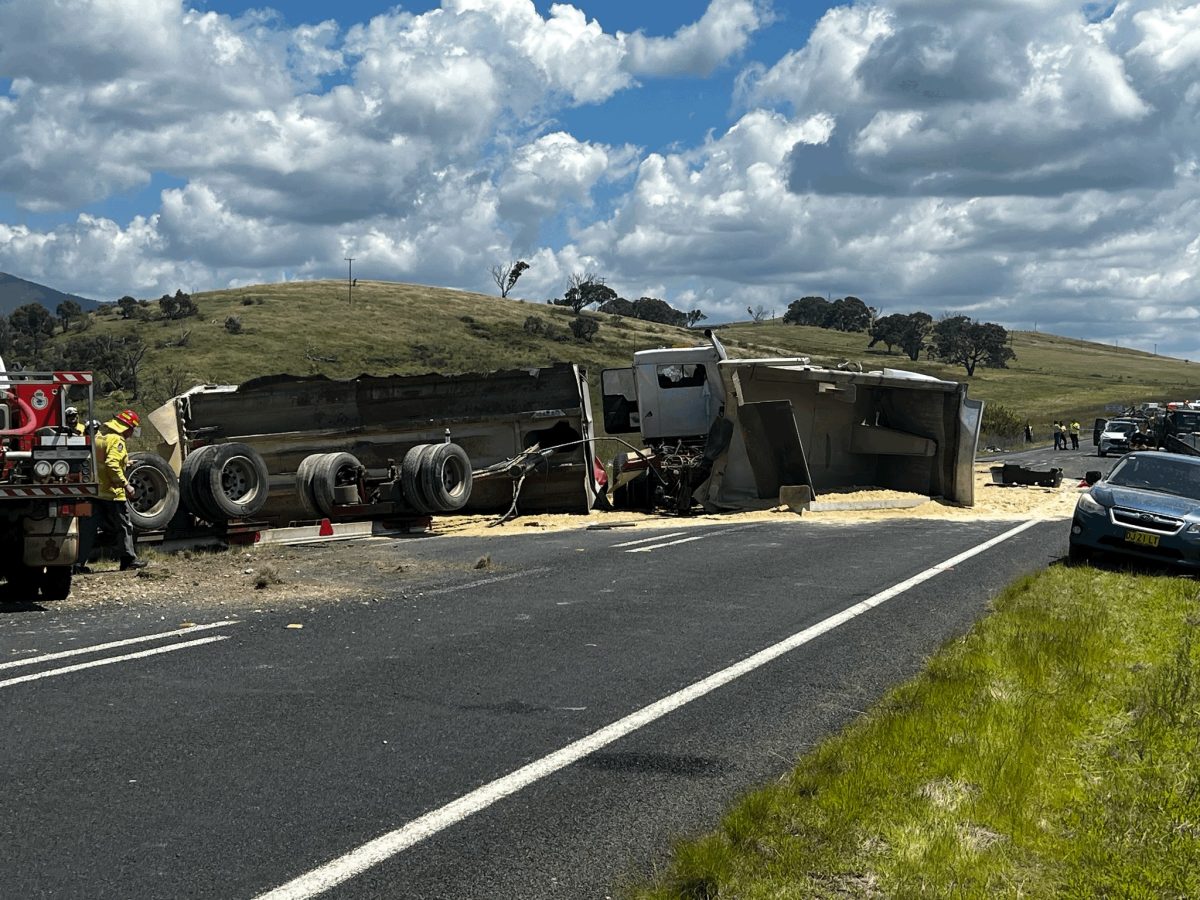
[309,452,363,517]
[180,444,223,523]
[41,566,72,601]
[202,443,271,520]
[4,563,42,602]
[127,452,181,531]
[400,444,434,514]
[295,454,323,519]
[420,443,473,512]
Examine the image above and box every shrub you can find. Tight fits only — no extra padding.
[569,316,599,342]
[241,297,254,306]
[523,316,547,335]
[224,316,243,334]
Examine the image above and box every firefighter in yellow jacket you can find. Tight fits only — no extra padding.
[76,409,146,573]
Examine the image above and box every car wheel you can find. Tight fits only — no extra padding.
[294,454,323,519]
[127,452,181,531]
[201,443,271,520]
[1067,543,1090,566]
[419,443,473,513]
[308,452,363,517]
[180,444,223,523]
[1098,450,1106,458]
[400,444,433,514]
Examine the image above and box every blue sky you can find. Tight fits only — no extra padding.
[1,0,1198,362]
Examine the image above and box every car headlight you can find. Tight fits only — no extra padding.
[1077,492,1106,513]
[1187,523,1200,535]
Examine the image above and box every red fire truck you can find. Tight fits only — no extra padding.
[0,363,98,601]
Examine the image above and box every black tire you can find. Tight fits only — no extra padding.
[1098,450,1106,458]
[4,563,42,602]
[401,444,433,514]
[1067,543,1090,566]
[201,443,270,520]
[309,452,363,517]
[420,443,473,512]
[41,566,72,601]
[180,444,222,523]
[294,454,323,519]
[127,452,181,531]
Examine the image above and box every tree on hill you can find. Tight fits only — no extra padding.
[116,295,139,319]
[633,297,687,327]
[158,289,198,320]
[0,316,12,360]
[55,299,83,332]
[551,274,616,314]
[9,302,56,359]
[869,311,932,360]
[686,309,707,328]
[824,296,873,332]
[929,315,1015,376]
[63,333,148,397]
[490,260,529,298]
[783,295,831,326]
[597,297,636,317]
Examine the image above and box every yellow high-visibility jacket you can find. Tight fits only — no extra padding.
[96,431,130,501]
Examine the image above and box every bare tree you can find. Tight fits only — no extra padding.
[490,260,530,298]
[747,304,768,324]
[567,271,603,292]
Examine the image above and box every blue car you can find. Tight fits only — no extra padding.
[1069,451,1200,570]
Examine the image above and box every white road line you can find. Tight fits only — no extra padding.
[0,635,231,690]
[421,567,552,598]
[0,620,239,671]
[610,531,687,548]
[625,524,764,553]
[254,518,1043,900]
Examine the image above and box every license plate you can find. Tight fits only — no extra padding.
[1125,530,1160,547]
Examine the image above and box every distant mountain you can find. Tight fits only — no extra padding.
[0,272,100,318]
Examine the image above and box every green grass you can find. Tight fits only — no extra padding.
[63,280,1200,431]
[630,566,1200,899]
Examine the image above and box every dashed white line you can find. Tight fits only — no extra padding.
[421,568,552,597]
[0,620,239,671]
[254,518,1042,900]
[610,531,687,548]
[625,524,764,553]
[0,635,232,690]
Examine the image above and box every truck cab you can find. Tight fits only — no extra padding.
[602,345,726,443]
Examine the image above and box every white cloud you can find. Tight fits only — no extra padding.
[1,0,1199,364]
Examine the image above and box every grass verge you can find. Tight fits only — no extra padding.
[631,565,1200,899]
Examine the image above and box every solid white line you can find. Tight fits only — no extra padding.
[610,531,687,548]
[626,524,764,553]
[254,518,1043,900]
[0,635,231,689]
[0,620,239,671]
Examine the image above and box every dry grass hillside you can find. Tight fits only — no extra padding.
[60,279,1200,440]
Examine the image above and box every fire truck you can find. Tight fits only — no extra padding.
[0,356,98,601]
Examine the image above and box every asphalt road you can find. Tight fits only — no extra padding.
[1,515,1070,899]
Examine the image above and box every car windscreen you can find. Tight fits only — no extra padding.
[1107,457,1200,502]
[1106,422,1137,434]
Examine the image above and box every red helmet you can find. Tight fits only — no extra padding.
[114,409,139,430]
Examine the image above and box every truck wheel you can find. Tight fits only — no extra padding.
[127,452,181,531]
[4,563,42,602]
[420,443,473,512]
[41,566,72,601]
[309,452,363,517]
[201,443,271,520]
[180,444,223,523]
[400,444,433,514]
[294,454,323,519]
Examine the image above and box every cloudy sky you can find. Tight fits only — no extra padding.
[1,0,1198,360]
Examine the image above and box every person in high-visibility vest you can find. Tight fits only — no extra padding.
[1069,420,1081,450]
[76,408,146,573]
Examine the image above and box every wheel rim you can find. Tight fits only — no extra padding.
[220,456,260,503]
[439,456,465,494]
[129,466,168,514]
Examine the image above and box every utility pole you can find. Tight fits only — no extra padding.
[345,257,355,305]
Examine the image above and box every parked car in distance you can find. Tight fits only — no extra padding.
[1097,418,1140,457]
[1069,451,1200,570]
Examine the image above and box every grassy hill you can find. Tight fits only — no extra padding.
[50,279,1200,440]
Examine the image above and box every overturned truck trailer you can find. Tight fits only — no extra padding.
[147,364,600,526]
[603,335,983,512]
